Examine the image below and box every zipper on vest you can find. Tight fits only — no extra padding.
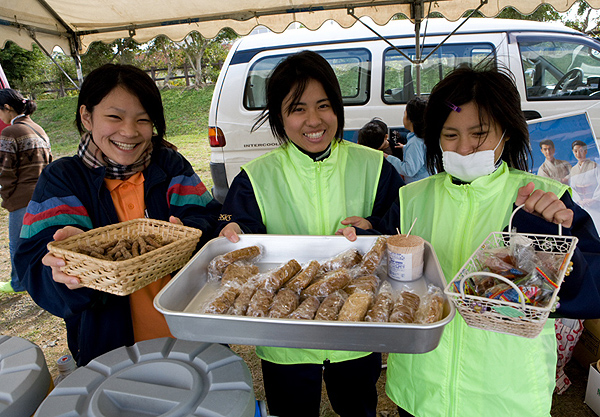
[315,163,325,233]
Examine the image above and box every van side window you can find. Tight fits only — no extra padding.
[383,43,495,104]
[243,49,371,110]
[519,36,600,100]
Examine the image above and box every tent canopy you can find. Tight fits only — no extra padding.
[2,0,600,56]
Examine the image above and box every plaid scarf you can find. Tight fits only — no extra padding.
[77,132,153,180]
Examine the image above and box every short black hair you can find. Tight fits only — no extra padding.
[539,139,555,149]
[424,63,531,174]
[405,96,427,138]
[76,64,166,142]
[358,118,387,150]
[252,50,344,144]
[572,140,587,149]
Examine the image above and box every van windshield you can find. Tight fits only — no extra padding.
[519,36,600,100]
[383,43,495,104]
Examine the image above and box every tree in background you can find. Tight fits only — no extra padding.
[0,41,47,97]
[180,29,237,87]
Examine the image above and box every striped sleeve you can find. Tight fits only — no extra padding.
[167,174,213,207]
[21,195,93,238]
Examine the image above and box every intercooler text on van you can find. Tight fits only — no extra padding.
[243,143,279,148]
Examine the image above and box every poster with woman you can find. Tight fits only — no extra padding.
[528,112,600,234]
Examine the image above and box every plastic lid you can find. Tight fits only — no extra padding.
[35,337,256,417]
[56,354,76,374]
[0,335,51,417]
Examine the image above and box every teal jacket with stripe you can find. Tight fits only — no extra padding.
[15,144,221,366]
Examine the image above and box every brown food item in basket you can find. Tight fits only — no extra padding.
[263,259,302,293]
[344,275,380,295]
[204,284,240,314]
[288,296,320,320]
[221,264,260,287]
[269,288,300,318]
[247,288,275,317]
[212,245,262,275]
[232,279,260,316]
[301,268,351,299]
[75,234,171,261]
[319,249,363,274]
[284,260,321,294]
[314,290,348,320]
[338,292,373,321]
[365,291,394,322]
[390,291,421,323]
[359,236,387,274]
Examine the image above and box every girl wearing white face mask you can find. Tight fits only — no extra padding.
[338,65,600,417]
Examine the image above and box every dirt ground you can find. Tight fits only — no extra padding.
[0,204,594,416]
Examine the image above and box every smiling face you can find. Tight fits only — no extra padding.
[80,86,154,166]
[573,144,588,162]
[540,144,555,161]
[440,101,506,161]
[281,79,338,154]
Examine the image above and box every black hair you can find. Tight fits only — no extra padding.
[251,50,344,143]
[76,64,166,142]
[539,139,555,149]
[572,140,587,149]
[357,118,388,150]
[424,63,531,174]
[0,88,36,116]
[405,96,427,138]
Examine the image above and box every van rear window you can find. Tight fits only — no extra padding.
[243,48,371,110]
[383,43,495,104]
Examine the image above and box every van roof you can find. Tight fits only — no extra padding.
[235,18,584,51]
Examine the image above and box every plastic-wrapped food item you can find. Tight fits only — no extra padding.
[203,281,242,314]
[479,251,527,280]
[462,274,497,296]
[390,291,420,323]
[208,245,262,279]
[284,260,320,294]
[358,236,387,275]
[269,288,300,318]
[221,263,259,287]
[365,281,394,322]
[247,288,275,317]
[301,268,351,299]
[232,276,262,316]
[315,290,348,321]
[288,296,320,320]
[319,249,363,274]
[338,291,373,321]
[415,285,444,324]
[509,234,537,272]
[344,274,380,295]
[262,259,302,293]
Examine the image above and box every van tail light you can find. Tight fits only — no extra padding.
[209,127,226,147]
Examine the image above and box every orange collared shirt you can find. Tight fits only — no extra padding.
[104,172,173,342]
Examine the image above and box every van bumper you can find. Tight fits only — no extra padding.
[210,162,229,203]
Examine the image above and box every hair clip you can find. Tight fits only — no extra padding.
[445,101,461,112]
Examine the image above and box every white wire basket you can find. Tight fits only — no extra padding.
[444,205,578,338]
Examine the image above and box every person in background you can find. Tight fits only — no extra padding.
[218,50,404,417]
[537,139,570,184]
[0,89,52,293]
[387,96,430,183]
[357,117,393,155]
[15,64,221,366]
[338,65,600,417]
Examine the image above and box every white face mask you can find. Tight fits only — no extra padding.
[441,131,506,183]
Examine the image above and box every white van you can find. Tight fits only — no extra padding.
[208,18,600,202]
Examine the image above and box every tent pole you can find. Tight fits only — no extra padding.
[27,30,80,91]
[412,1,423,97]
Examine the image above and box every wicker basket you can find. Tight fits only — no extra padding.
[444,205,578,338]
[47,218,203,296]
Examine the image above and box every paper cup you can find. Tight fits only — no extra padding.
[387,234,425,282]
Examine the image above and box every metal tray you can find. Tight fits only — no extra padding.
[155,235,455,354]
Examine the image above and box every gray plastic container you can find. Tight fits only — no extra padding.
[35,338,257,417]
[0,335,51,417]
